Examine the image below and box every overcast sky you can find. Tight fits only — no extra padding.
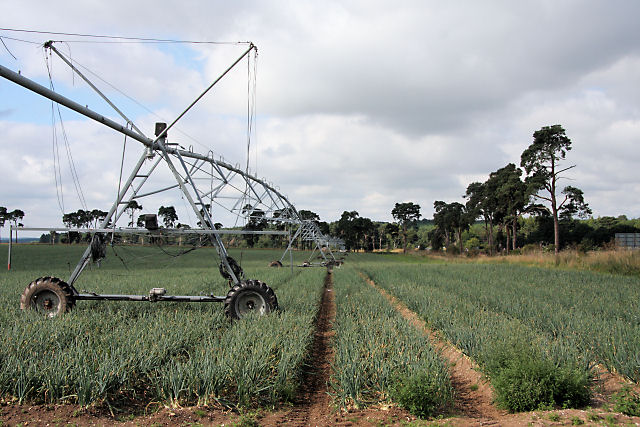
[1,0,639,234]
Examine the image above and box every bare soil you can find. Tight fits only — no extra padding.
[3,269,640,426]
[259,270,418,426]
[260,269,338,426]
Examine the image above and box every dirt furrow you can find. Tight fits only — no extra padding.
[262,270,339,427]
[359,271,506,424]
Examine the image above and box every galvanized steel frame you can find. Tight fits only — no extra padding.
[1,44,341,288]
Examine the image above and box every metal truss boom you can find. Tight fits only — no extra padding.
[1,55,342,276]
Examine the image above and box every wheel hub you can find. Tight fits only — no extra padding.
[235,290,266,316]
[33,290,61,316]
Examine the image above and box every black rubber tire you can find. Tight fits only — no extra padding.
[20,276,75,317]
[224,279,278,319]
[219,256,244,282]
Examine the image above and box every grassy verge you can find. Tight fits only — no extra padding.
[432,248,640,277]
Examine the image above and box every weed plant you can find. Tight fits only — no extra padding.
[487,340,590,411]
[613,387,640,416]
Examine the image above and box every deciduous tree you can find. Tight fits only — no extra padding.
[7,209,25,244]
[90,209,108,228]
[336,211,360,250]
[491,164,529,253]
[433,201,471,254]
[465,181,499,255]
[242,204,267,247]
[383,223,400,250]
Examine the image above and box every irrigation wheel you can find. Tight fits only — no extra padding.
[20,277,75,317]
[224,280,278,319]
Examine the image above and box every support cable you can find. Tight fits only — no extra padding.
[51,96,64,214]
[0,35,40,45]
[45,50,87,210]
[51,51,215,154]
[0,36,17,59]
[46,52,64,214]
[56,103,87,210]
[0,28,250,45]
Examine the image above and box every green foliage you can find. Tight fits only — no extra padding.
[521,124,572,178]
[355,253,640,384]
[613,387,640,416]
[331,265,453,415]
[464,237,480,250]
[334,211,376,251]
[392,371,452,418]
[571,415,585,425]
[343,253,640,414]
[487,340,590,412]
[392,202,421,253]
[0,246,325,407]
[241,205,268,247]
[157,205,178,228]
[433,201,471,253]
[520,124,592,253]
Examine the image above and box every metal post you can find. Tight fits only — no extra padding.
[7,225,12,271]
[0,65,153,147]
[289,228,293,275]
[280,225,303,263]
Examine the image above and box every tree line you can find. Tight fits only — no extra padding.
[430,124,592,255]
[5,125,638,253]
[309,125,638,255]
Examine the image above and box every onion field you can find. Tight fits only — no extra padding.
[1,245,639,420]
[0,245,325,407]
[331,266,453,415]
[352,253,640,411]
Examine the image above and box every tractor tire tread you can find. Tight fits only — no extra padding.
[224,279,278,319]
[20,276,75,315]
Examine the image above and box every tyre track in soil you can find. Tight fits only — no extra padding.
[262,270,340,427]
[359,271,506,425]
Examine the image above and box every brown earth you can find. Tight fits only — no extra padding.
[2,269,640,426]
[259,270,418,426]
[260,269,338,426]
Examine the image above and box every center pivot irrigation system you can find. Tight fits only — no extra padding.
[0,41,343,319]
